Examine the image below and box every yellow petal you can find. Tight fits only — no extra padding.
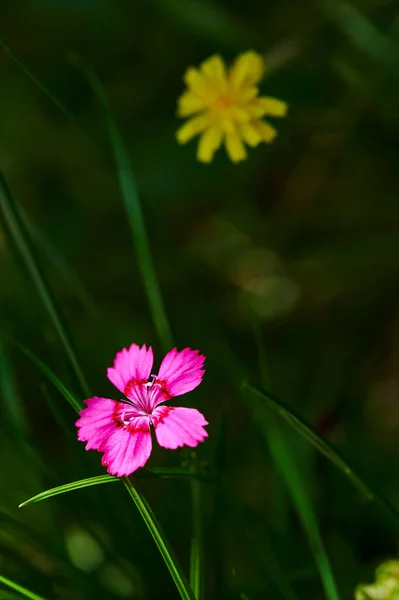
[225,130,247,163]
[176,114,210,144]
[234,85,259,103]
[257,97,288,117]
[197,126,223,163]
[231,106,251,123]
[220,117,235,135]
[240,123,262,147]
[255,120,278,143]
[229,51,265,89]
[177,91,206,117]
[184,67,206,94]
[200,55,227,86]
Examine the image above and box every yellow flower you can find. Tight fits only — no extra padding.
[355,560,399,600]
[176,51,288,164]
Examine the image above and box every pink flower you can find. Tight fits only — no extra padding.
[75,344,208,477]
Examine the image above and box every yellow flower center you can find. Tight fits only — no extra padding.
[214,94,233,111]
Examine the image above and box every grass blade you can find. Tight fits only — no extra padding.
[0,173,91,398]
[0,591,30,600]
[68,55,203,598]
[0,574,47,600]
[243,382,399,533]
[123,478,196,600]
[143,467,213,482]
[67,53,173,351]
[189,476,203,599]
[245,382,373,498]
[1,334,83,413]
[320,0,398,70]
[258,413,340,600]
[250,323,341,600]
[86,64,202,598]
[19,475,119,507]
[24,209,105,328]
[19,466,212,509]
[1,44,201,599]
[0,38,102,157]
[0,340,27,431]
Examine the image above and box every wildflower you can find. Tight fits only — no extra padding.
[76,344,208,477]
[355,560,399,600]
[176,50,288,163]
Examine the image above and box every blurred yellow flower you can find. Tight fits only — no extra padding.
[355,560,399,600]
[176,51,288,164]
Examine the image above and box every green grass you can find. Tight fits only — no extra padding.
[2,2,399,598]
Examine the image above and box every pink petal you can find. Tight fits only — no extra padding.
[107,343,153,397]
[156,348,205,398]
[75,397,120,451]
[152,406,208,449]
[100,416,152,477]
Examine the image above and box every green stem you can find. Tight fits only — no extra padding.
[189,476,203,599]
[0,38,103,157]
[251,321,341,600]
[212,412,227,598]
[122,478,196,600]
[0,40,203,597]
[245,381,399,534]
[67,53,173,351]
[69,56,203,598]
[0,174,91,398]
[0,340,28,432]
[0,574,47,600]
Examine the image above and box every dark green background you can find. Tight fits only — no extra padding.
[1,0,399,598]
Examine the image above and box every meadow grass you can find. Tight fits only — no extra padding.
[1,3,399,599]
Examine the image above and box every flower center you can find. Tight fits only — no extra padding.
[212,93,235,114]
[123,373,170,416]
[217,94,231,106]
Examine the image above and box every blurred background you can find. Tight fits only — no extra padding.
[1,0,399,598]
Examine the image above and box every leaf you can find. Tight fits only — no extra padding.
[123,478,196,600]
[321,0,397,71]
[248,323,341,600]
[0,574,47,600]
[243,382,399,533]
[260,415,341,600]
[19,467,212,508]
[67,52,173,352]
[19,475,118,507]
[0,172,91,397]
[0,333,82,413]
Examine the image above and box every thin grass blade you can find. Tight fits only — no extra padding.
[0,38,103,156]
[143,467,213,482]
[0,574,47,600]
[259,413,341,600]
[250,322,340,600]
[0,173,91,398]
[243,382,399,533]
[245,382,373,498]
[0,591,31,600]
[19,475,119,507]
[123,478,196,600]
[67,53,173,351]
[19,466,211,509]
[189,475,203,599]
[320,0,398,70]
[24,209,105,327]
[0,340,27,431]
[1,334,82,413]
[1,45,202,599]
[68,55,203,598]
